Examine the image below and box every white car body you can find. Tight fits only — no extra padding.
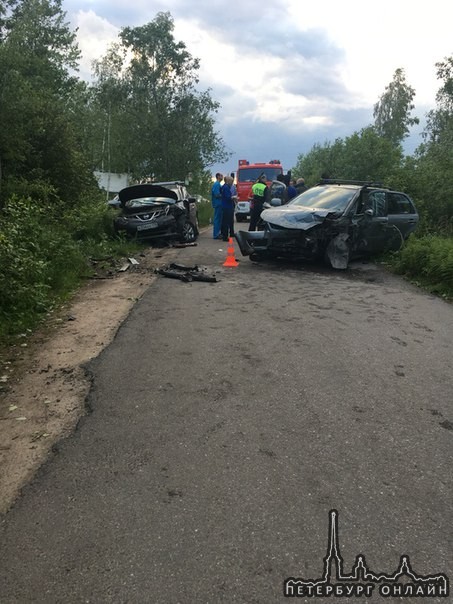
[235,200,251,222]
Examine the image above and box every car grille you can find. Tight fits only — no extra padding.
[135,208,169,221]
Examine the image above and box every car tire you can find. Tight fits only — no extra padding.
[324,236,351,270]
[180,221,197,243]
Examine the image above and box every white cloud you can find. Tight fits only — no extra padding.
[286,0,453,106]
[68,0,453,169]
[74,10,119,80]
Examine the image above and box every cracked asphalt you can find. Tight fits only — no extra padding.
[0,230,452,603]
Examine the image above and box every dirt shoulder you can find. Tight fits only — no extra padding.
[0,245,179,514]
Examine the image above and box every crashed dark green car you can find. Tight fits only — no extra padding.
[235,180,419,269]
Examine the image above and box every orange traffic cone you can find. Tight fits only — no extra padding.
[223,237,239,267]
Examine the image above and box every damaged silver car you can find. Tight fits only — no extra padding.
[235,180,419,269]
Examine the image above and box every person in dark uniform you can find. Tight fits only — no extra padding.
[295,177,308,194]
[287,179,298,200]
[220,175,235,241]
[248,173,268,231]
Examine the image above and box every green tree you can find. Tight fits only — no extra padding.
[0,0,19,41]
[292,139,346,185]
[339,127,403,182]
[423,56,453,145]
[90,43,131,174]
[434,55,453,112]
[0,0,98,205]
[373,68,419,147]
[90,12,229,182]
[408,56,453,229]
[293,127,402,185]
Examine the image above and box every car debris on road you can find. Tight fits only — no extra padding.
[155,263,218,283]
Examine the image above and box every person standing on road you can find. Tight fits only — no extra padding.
[287,179,298,200]
[295,177,308,194]
[211,172,223,239]
[230,178,238,205]
[220,175,235,241]
[273,174,288,205]
[248,173,268,231]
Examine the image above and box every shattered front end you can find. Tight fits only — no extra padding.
[234,230,268,256]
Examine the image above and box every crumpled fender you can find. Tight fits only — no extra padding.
[325,233,350,269]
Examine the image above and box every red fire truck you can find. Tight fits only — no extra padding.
[234,159,284,221]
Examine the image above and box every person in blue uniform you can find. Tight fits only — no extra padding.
[211,172,223,239]
[287,179,298,200]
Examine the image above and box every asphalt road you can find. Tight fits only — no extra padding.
[0,229,452,603]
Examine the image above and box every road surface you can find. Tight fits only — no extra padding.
[0,230,452,603]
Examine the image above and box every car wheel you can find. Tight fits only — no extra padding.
[325,233,351,269]
[180,221,197,243]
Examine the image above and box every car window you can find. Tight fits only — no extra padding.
[387,193,415,214]
[367,191,387,217]
[153,183,187,200]
[289,186,357,212]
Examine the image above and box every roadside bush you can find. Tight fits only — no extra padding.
[0,191,140,340]
[197,200,212,227]
[0,195,87,337]
[64,194,117,242]
[390,235,453,298]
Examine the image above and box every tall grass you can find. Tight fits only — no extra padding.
[389,235,453,299]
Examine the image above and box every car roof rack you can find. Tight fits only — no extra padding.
[319,178,385,188]
[154,180,185,186]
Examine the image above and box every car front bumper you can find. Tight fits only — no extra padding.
[114,214,178,239]
[235,225,322,259]
[235,202,251,218]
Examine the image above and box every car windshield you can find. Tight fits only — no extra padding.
[156,185,179,196]
[125,196,174,209]
[288,185,358,212]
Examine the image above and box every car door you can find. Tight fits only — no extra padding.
[386,192,419,239]
[355,190,403,254]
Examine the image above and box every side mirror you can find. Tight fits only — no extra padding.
[270,198,282,207]
[365,208,374,217]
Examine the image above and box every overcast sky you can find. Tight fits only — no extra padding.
[67,0,452,174]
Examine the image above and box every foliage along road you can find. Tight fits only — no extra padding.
[0,230,452,602]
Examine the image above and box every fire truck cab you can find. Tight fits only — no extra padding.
[234,159,284,222]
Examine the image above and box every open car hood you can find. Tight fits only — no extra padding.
[261,206,337,231]
[118,184,178,209]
